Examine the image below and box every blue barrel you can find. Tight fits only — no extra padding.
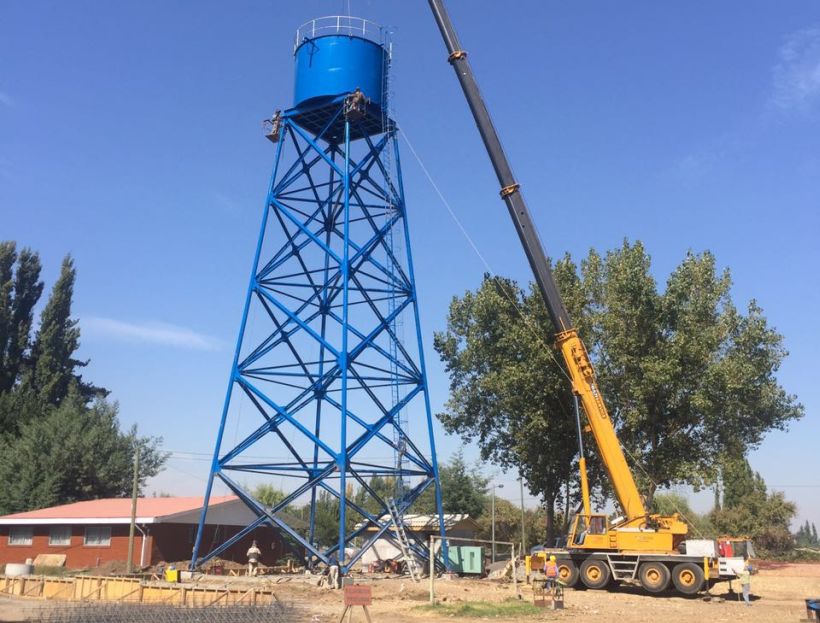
[294,32,387,108]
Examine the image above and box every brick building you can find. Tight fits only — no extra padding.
[0,496,288,570]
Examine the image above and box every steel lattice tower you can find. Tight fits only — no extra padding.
[191,17,446,574]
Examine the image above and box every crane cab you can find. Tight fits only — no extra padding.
[566,512,688,552]
[567,513,610,550]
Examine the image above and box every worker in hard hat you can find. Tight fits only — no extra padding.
[543,554,559,590]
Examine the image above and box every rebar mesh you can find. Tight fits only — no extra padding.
[29,602,313,623]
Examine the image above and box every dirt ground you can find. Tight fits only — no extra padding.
[1,562,818,622]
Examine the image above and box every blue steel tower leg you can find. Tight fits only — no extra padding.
[392,134,449,568]
[337,119,351,567]
[190,136,284,571]
[192,18,446,574]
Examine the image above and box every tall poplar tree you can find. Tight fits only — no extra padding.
[0,243,44,392]
[0,242,164,513]
[435,241,802,538]
[26,255,104,405]
[434,258,597,543]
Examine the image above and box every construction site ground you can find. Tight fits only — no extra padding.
[1,561,818,622]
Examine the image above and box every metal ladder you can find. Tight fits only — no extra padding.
[387,499,420,581]
[606,554,641,581]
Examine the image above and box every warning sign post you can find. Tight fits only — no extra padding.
[339,584,373,622]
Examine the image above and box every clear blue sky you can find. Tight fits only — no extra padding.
[2,1,818,526]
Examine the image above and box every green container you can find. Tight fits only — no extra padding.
[446,545,484,574]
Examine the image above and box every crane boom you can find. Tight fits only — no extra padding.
[427,0,647,521]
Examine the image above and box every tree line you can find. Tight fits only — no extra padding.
[250,450,813,558]
[432,240,804,551]
[795,521,820,549]
[251,450,544,551]
[0,242,167,515]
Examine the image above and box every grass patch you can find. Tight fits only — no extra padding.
[415,599,541,618]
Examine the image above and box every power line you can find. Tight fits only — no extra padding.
[400,128,572,384]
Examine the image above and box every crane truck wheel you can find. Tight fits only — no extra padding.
[579,559,610,589]
[556,560,579,587]
[671,562,704,595]
[638,562,671,593]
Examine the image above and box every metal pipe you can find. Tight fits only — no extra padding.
[574,395,591,521]
[429,534,435,604]
[491,482,504,563]
[519,476,526,553]
[491,487,495,563]
[126,448,139,573]
[134,524,148,568]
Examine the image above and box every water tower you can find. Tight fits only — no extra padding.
[191,16,446,573]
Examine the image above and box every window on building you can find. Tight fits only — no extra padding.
[83,526,111,547]
[49,526,72,546]
[8,527,33,546]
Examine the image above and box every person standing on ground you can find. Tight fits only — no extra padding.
[247,540,262,577]
[543,555,559,590]
[739,558,753,606]
[328,556,341,590]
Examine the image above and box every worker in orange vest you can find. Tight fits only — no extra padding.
[543,555,559,589]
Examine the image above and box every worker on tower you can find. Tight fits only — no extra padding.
[246,540,262,576]
[265,109,282,143]
[344,87,367,120]
[350,87,365,107]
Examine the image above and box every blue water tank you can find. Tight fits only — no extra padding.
[294,30,387,109]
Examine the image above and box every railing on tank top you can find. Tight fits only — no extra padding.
[294,16,386,51]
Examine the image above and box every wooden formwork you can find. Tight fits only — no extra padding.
[0,575,278,607]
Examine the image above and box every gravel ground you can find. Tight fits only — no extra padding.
[1,562,817,622]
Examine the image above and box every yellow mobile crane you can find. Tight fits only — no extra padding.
[427,1,751,595]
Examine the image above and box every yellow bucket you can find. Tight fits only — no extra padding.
[164,569,179,583]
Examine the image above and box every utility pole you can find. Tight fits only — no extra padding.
[491,483,503,563]
[519,476,526,554]
[126,446,140,573]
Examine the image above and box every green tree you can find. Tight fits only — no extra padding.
[352,475,397,517]
[651,492,714,536]
[711,456,796,552]
[26,256,82,405]
[0,242,18,386]
[252,483,287,509]
[0,386,46,439]
[585,245,728,499]
[0,392,167,514]
[475,497,519,548]
[433,262,589,544]
[435,241,802,534]
[474,497,546,551]
[794,521,819,547]
[438,450,489,517]
[415,450,489,518]
[0,243,43,393]
[310,490,342,548]
[586,244,801,503]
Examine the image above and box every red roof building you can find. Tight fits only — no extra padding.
[0,496,287,570]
